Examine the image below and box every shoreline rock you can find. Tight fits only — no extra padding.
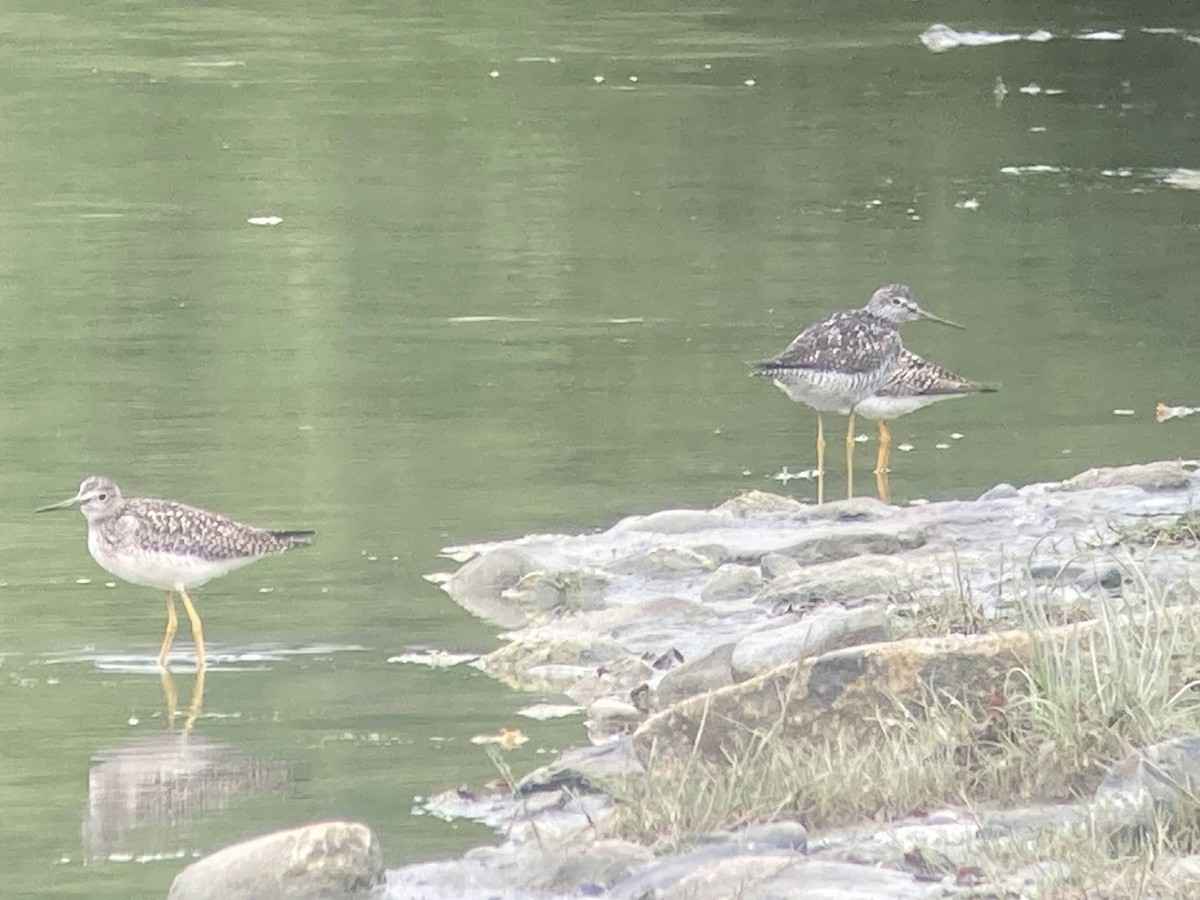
[167,820,383,900]
[176,461,1200,899]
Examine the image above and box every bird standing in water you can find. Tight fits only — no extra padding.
[755,283,963,503]
[38,475,314,670]
[856,349,997,502]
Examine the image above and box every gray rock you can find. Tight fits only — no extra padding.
[388,837,650,899]
[565,657,656,706]
[657,856,940,900]
[698,820,808,852]
[1092,736,1200,840]
[717,490,807,516]
[534,839,654,892]
[755,554,911,609]
[760,552,801,580]
[776,522,927,565]
[1160,854,1200,885]
[1063,460,1191,492]
[586,697,643,741]
[477,637,630,691]
[610,508,729,534]
[610,847,800,899]
[444,548,538,629]
[730,605,891,679]
[655,644,736,708]
[611,546,717,578]
[500,568,611,616]
[701,563,765,603]
[168,820,383,900]
[978,482,1019,500]
[517,736,644,796]
[976,802,1088,840]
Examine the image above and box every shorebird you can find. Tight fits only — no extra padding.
[755,283,963,503]
[856,349,997,501]
[38,476,314,670]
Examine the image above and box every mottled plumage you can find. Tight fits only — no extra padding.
[754,284,963,503]
[854,350,998,500]
[91,496,313,570]
[755,284,960,411]
[858,349,997,418]
[38,475,313,669]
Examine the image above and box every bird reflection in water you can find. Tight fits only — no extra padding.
[159,665,206,732]
[83,728,292,861]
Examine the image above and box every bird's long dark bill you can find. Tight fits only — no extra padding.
[918,309,964,329]
[36,495,82,513]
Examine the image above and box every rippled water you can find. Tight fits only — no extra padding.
[3,1,1199,896]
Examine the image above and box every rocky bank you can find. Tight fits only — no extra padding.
[169,460,1200,899]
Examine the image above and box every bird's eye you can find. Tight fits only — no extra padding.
[891,296,902,304]
[97,493,108,501]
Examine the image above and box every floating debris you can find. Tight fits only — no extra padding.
[920,23,1024,52]
[447,315,539,324]
[773,467,817,483]
[854,433,869,444]
[1076,30,1124,41]
[743,78,756,86]
[1157,402,1200,423]
[247,215,282,226]
[592,75,604,84]
[1162,168,1200,191]
[470,727,528,750]
[951,433,965,440]
[488,70,500,78]
[897,443,915,453]
[1112,409,1136,416]
[935,442,951,450]
[1018,83,1064,96]
[517,703,585,720]
[388,649,478,668]
[1000,164,1064,175]
[955,198,980,210]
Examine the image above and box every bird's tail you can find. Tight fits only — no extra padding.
[274,530,316,549]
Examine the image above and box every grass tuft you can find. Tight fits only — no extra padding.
[614,563,1200,863]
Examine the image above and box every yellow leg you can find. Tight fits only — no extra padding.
[157,592,178,668]
[178,587,207,671]
[875,420,892,475]
[845,412,856,500]
[160,664,205,731]
[183,664,206,732]
[815,412,826,505]
[160,667,179,728]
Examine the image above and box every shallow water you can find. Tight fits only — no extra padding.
[3,1,1199,896]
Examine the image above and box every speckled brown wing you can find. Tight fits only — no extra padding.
[120,498,314,562]
[755,310,901,376]
[875,350,996,398]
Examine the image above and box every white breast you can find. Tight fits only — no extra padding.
[87,529,257,590]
